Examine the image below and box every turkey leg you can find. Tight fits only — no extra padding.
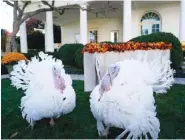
[49,118,55,126]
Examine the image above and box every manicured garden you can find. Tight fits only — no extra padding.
[1,32,185,139]
[1,79,185,139]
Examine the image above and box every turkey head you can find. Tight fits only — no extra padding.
[52,65,66,93]
[98,64,120,101]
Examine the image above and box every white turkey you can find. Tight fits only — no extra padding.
[90,59,174,139]
[10,52,76,129]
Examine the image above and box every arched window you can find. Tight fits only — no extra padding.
[140,12,161,35]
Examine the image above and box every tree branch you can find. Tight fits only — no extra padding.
[3,0,14,7]
[20,8,53,25]
[52,1,54,6]
[3,0,21,12]
[21,1,31,12]
[41,1,67,15]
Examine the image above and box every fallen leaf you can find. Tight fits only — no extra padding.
[9,132,18,139]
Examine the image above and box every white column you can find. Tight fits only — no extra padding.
[179,0,185,42]
[20,21,28,53]
[123,0,132,42]
[44,22,47,51]
[80,3,88,44]
[45,11,54,52]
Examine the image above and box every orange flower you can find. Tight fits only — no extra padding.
[82,42,172,53]
[1,52,27,64]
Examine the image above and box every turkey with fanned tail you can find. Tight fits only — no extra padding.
[90,59,174,139]
[10,52,76,129]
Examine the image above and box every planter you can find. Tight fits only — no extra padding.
[83,53,97,92]
[84,49,170,92]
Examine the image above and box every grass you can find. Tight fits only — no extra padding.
[1,79,185,139]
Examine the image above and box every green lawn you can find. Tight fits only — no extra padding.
[1,79,185,139]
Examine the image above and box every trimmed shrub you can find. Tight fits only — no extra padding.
[58,44,84,65]
[100,41,114,44]
[1,35,6,52]
[22,52,36,60]
[46,51,59,59]
[23,51,59,60]
[74,46,84,68]
[130,32,183,69]
[64,65,84,74]
[1,64,8,75]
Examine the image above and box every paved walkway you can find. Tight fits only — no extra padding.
[1,74,85,81]
[1,74,185,85]
[70,74,84,81]
[1,74,10,79]
[174,78,185,85]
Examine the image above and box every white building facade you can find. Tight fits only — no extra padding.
[19,0,185,53]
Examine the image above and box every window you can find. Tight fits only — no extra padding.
[75,33,80,43]
[152,24,160,33]
[89,30,98,43]
[110,31,118,42]
[140,12,161,35]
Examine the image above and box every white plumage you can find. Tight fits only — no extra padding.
[90,59,174,139]
[10,52,76,128]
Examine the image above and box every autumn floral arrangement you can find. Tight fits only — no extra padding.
[82,41,172,53]
[1,52,27,65]
[182,42,185,51]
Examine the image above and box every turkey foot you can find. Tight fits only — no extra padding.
[101,126,110,138]
[49,118,55,126]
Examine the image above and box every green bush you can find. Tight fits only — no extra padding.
[1,35,6,52]
[1,64,8,75]
[22,52,36,60]
[46,51,59,59]
[58,44,84,65]
[23,51,59,60]
[130,32,183,69]
[64,65,84,74]
[100,41,114,44]
[74,46,84,68]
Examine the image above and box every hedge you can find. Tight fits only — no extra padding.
[1,64,8,75]
[130,32,183,70]
[74,46,84,68]
[23,51,59,60]
[58,44,84,65]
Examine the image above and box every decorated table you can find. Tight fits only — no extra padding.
[82,42,172,92]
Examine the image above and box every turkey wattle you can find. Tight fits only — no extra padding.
[10,52,76,128]
[90,59,174,139]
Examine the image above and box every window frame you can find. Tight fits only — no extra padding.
[89,29,98,43]
[140,11,161,35]
[110,30,119,43]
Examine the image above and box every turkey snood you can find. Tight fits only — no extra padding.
[52,66,66,93]
[98,65,120,101]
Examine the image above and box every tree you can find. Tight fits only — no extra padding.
[3,0,71,52]
[26,18,44,34]
[26,18,61,43]
[3,0,117,52]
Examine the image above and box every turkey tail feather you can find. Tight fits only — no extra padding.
[148,58,175,94]
[10,60,31,90]
[10,52,64,91]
